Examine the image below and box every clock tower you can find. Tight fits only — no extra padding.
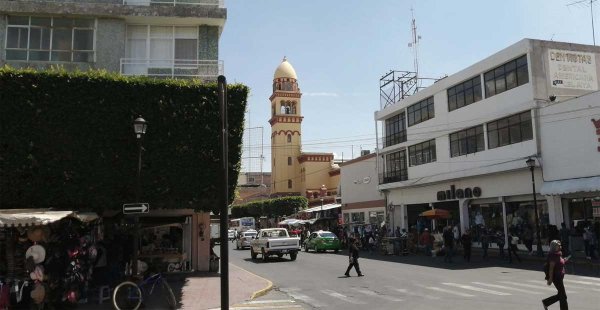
[269,57,303,196]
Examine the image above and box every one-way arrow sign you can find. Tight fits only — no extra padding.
[123,203,150,214]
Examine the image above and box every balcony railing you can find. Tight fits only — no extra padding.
[120,58,223,79]
[123,0,224,7]
[378,171,408,185]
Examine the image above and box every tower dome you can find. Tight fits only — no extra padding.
[274,57,297,79]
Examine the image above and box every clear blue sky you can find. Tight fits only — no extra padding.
[220,0,598,172]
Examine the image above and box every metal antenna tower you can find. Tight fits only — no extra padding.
[567,0,597,45]
[408,8,422,87]
[242,108,265,185]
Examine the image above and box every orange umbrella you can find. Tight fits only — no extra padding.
[419,209,451,219]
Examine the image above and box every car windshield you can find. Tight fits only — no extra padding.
[244,232,257,237]
[261,230,289,238]
[318,232,337,238]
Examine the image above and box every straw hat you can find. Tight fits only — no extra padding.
[30,283,45,304]
[26,245,46,264]
[27,226,48,242]
[30,265,45,281]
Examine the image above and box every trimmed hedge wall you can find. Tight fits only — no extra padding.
[231,196,308,218]
[0,67,248,214]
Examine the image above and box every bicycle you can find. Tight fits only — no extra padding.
[112,272,177,310]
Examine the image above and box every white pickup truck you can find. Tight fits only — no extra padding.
[250,228,300,261]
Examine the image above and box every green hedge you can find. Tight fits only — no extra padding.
[231,196,308,218]
[0,67,248,214]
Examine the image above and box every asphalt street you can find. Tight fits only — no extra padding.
[226,242,600,310]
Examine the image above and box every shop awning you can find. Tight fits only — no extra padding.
[540,176,600,196]
[300,203,341,213]
[0,209,101,227]
[278,218,303,226]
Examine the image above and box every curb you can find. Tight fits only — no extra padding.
[230,263,274,300]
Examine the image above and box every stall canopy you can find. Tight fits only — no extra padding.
[278,218,304,226]
[300,203,341,213]
[0,209,98,227]
[540,176,600,196]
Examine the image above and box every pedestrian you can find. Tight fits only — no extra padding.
[420,228,433,256]
[559,222,571,257]
[583,226,592,259]
[542,240,569,310]
[523,225,534,255]
[368,234,375,254]
[461,229,472,262]
[496,230,505,258]
[453,224,461,247]
[344,238,363,277]
[481,229,490,260]
[508,230,521,263]
[442,226,454,263]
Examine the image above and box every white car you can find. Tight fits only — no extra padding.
[250,228,301,261]
[227,229,236,241]
[236,230,258,249]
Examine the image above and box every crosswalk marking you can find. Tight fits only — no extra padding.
[527,280,600,292]
[229,306,302,310]
[471,282,544,294]
[350,288,403,302]
[418,285,475,297]
[280,288,325,308]
[245,300,297,304]
[322,289,366,304]
[386,287,440,300]
[575,276,600,282]
[564,279,600,286]
[498,281,558,291]
[442,283,511,296]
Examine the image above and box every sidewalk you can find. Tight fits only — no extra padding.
[78,263,272,310]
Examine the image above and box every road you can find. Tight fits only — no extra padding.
[226,242,600,310]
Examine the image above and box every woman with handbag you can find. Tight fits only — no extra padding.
[542,240,570,310]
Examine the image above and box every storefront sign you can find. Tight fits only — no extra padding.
[436,185,482,201]
[548,49,598,91]
[593,119,600,152]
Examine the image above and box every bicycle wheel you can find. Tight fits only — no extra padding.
[113,281,142,310]
[161,278,177,309]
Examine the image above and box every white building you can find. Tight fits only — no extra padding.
[375,39,600,248]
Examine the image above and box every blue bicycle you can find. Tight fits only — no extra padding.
[112,272,176,310]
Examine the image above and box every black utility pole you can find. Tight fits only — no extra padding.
[132,116,147,276]
[526,157,544,257]
[218,76,229,310]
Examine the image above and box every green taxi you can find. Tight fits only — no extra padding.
[304,231,341,253]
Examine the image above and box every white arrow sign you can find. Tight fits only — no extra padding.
[123,203,150,214]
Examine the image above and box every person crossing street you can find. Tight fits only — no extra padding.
[344,237,363,277]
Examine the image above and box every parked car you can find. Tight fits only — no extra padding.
[304,231,341,253]
[227,229,236,241]
[236,230,258,249]
[250,228,300,261]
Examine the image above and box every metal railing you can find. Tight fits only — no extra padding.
[120,58,223,79]
[378,171,408,185]
[123,0,224,7]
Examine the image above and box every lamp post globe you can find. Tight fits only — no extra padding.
[526,157,544,257]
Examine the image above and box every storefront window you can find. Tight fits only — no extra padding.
[568,197,597,236]
[351,212,365,223]
[506,201,549,245]
[468,203,504,242]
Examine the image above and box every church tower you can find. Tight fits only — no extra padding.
[269,57,303,196]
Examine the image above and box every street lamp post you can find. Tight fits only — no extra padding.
[526,157,544,257]
[132,116,147,276]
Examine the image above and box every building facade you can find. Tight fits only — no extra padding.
[0,0,225,80]
[269,58,340,203]
[376,39,600,248]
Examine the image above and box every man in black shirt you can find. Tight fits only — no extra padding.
[443,226,454,263]
[344,238,363,277]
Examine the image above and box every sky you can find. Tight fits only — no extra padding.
[219,0,599,173]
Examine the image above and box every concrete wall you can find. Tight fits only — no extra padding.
[539,91,600,181]
[96,18,126,72]
[198,25,219,61]
[340,154,383,204]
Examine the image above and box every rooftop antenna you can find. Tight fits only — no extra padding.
[407,8,422,87]
[567,0,597,45]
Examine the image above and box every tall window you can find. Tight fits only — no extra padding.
[287,134,292,143]
[449,125,485,157]
[448,76,482,112]
[287,179,292,189]
[287,157,292,165]
[6,16,95,62]
[383,150,408,183]
[408,139,436,166]
[384,112,407,147]
[407,97,435,127]
[126,25,198,62]
[484,55,529,98]
[487,111,533,149]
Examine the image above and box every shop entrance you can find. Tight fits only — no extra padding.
[432,200,460,231]
[468,203,503,242]
[406,204,431,232]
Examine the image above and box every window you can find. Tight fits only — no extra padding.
[407,97,435,126]
[126,25,198,62]
[449,125,485,157]
[287,157,292,165]
[287,134,292,143]
[383,150,407,183]
[384,112,407,147]
[487,110,533,149]
[448,76,482,112]
[287,179,292,189]
[484,55,529,98]
[351,212,365,223]
[408,139,436,166]
[6,16,95,62]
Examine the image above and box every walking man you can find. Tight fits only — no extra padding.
[344,237,363,277]
[542,240,569,310]
[461,229,472,262]
[508,230,521,263]
[481,229,490,260]
[443,226,454,263]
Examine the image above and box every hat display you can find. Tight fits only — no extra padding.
[30,283,45,304]
[30,265,45,281]
[27,226,48,242]
[26,245,46,264]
